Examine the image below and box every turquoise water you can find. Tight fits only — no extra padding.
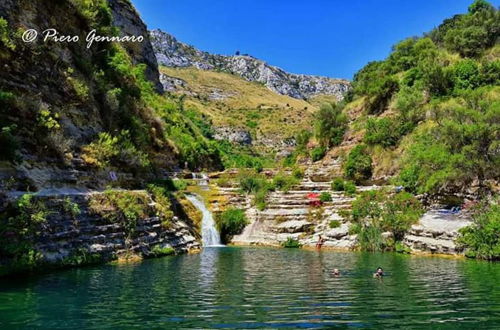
[1,247,499,329]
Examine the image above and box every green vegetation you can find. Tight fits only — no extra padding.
[329,220,341,229]
[457,201,500,260]
[348,190,423,251]
[146,185,175,228]
[310,146,326,162]
[89,190,151,238]
[317,0,500,197]
[0,124,18,161]
[319,192,332,202]
[0,194,48,275]
[150,246,175,257]
[282,237,301,248]
[82,130,150,169]
[331,178,344,191]
[62,248,103,266]
[314,103,348,148]
[216,208,248,243]
[0,17,15,51]
[344,145,373,183]
[272,172,300,193]
[62,197,81,219]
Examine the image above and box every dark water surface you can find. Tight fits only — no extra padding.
[1,247,499,329]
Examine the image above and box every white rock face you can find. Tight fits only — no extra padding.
[150,29,350,100]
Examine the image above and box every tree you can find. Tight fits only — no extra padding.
[457,201,500,260]
[314,103,347,148]
[344,145,372,183]
[381,192,423,241]
[468,0,494,14]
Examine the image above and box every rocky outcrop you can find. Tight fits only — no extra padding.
[150,29,350,100]
[404,210,472,255]
[213,127,252,145]
[1,191,200,272]
[108,0,163,92]
[210,171,471,256]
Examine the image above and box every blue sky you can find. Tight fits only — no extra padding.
[132,0,497,80]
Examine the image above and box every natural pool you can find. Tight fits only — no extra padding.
[0,247,499,329]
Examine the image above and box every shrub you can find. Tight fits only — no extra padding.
[344,181,357,196]
[295,129,312,153]
[292,167,305,179]
[331,178,345,191]
[89,190,150,238]
[380,192,423,241]
[344,145,372,183]
[329,220,341,229]
[319,192,332,202]
[216,208,248,243]
[0,194,48,274]
[37,109,60,130]
[62,197,81,219]
[0,125,18,161]
[82,130,150,169]
[0,17,15,51]
[364,117,412,148]
[310,146,326,162]
[357,225,385,252]
[314,103,347,148]
[282,237,301,248]
[146,185,174,228]
[349,190,423,251]
[457,202,500,260]
[272,173,299,192]
[150,246,175,257]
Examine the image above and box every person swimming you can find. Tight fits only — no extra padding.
[373,267,384,278]
[332,268,340,276]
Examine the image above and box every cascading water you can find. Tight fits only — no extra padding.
[185,194,223,247]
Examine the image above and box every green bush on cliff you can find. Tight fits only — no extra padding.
[82,130,150,169]
[348,190,422,251]
[147,185,175,228]
[314,103,348,148]
[344,145,372,183]
[0,194,48,275]
[282,237,301,248]
[331,178,344,191]
[272,173,299,193]
[398,88,499,194]
[0,125,19,161]
[150,246,175,257]
[0,17,15,51]
[457,202,500,260]
[310,146,326,162]
[89,190,151,238]
[216,208,248,243]
[319,192,332,202]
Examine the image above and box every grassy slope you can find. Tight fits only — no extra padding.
[160,67,318,142]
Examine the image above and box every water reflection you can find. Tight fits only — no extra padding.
[1,248,499,328]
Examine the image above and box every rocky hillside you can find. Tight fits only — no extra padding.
[150,29,350,100]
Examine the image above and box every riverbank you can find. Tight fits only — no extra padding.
[0,189,201,276]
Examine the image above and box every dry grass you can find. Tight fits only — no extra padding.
[160,66,320,139]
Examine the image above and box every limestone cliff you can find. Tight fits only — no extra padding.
[0,0,174,191]
[150,29,350,100]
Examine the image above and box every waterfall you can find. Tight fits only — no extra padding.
[186,194,223,247]
[192,173,209,188]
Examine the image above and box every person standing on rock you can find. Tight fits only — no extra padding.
[316,235,325,249]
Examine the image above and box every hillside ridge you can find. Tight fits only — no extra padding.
[150,29,350,100]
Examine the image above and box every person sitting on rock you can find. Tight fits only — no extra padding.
[373,267,384,278]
